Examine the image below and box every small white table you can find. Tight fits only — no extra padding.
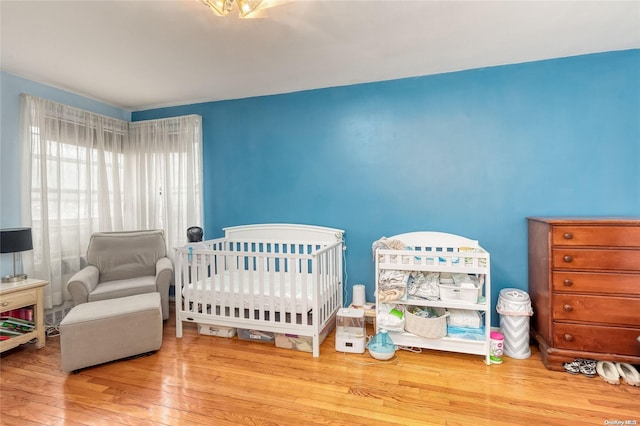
[0,278,48,353]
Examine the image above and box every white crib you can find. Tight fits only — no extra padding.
[174,223,345,357]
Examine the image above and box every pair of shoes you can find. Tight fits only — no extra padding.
[577,359,597,378]
[595,361,640,386]
[563,360,580,374]
[563,358,596,377]
[596,361,620,385]
[616,362,640,386]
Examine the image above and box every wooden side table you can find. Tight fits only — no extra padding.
[0,278,48,353]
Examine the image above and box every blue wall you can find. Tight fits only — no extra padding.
[0,71,130,276]
[3,50,637,322]
[133,50,640,319]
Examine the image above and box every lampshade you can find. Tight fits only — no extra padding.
[0,228,33,254]
[1,227,33,283]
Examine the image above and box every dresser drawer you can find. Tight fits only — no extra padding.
[0,289,38,312]
[553,248,640,272]
[553,271,640,295]
[553,225,640,247]
[553,323,640,356]
[552,294,640,326]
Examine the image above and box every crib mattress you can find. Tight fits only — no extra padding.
[183,271,316,312]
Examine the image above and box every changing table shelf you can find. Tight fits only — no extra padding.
[391,296,488,311]
[385,331,489,356]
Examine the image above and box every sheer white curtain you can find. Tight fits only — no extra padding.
[127,116,203,257]
[20,94,203,309]
[19,94,129,309]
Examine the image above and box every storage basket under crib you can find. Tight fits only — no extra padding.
[405,306,448,339]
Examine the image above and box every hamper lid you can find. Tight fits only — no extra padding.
[498,288,531,302]
[497,288,533,316]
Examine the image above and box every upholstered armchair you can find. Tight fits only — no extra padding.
[67,230,173,320]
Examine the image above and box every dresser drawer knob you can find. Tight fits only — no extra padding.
[563,334,574,341]
[563,279,573,286]
[563,233,573,240]
[1,301,9,307]
[563,304,573,312]
[563,255,573,263]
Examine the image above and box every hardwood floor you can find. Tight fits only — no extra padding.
[1,307,638,426]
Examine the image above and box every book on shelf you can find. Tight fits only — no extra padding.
[1,328,25,337]
[1,316,36,335]
[0,307,34,322]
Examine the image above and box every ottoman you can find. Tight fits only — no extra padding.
[60,292,163,372]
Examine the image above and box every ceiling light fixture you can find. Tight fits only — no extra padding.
[202,0,264,18]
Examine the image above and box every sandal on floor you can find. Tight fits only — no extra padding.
[596,361,620,385]
[578,359,597,378]
[563,360,580,375]
[580,364,596,378]
[615,362,640,386]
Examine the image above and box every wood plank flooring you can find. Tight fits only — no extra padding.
[1,307,639,426]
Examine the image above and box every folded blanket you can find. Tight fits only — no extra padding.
[407,271,440,300]
[372,237,408,254]
[374,237,412,302]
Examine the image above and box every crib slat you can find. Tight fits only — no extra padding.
[267,252,276,322]
[256,254,265,322]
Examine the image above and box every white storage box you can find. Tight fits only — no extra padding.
[198,323,237,338]
[238,328,275,343]
[447,309,483,328]
[438,281,482,304]
[275,320,334,353]
[275,334,314,352]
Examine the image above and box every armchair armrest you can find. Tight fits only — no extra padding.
[67,265,100,306]
[155,257,173,320]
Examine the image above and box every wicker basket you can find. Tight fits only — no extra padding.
[405,306,449,338]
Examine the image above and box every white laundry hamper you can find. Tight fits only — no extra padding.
[496,288,533,359]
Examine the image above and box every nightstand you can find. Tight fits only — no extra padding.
[1,278,48,353]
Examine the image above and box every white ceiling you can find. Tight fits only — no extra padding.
[2,0,639,111]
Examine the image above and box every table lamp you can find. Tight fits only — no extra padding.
[1,227,33,283]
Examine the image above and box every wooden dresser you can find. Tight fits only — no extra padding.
[527,217,640,371]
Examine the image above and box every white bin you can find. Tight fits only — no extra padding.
[496,288,533,359]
